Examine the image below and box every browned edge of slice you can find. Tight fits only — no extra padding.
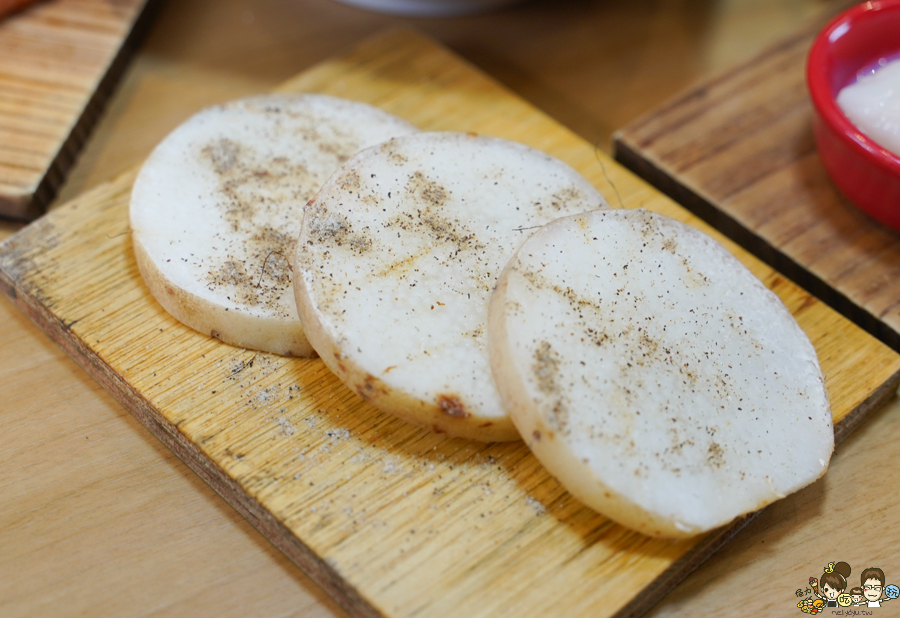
[0,0,162,221]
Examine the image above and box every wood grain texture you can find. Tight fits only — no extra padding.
[0,0,156,220]
[612,6,900,356]
[0,290,347,618]
[2,30,898,618]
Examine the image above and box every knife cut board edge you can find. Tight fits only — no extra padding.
[0,0,161,220]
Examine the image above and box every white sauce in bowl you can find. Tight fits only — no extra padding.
[837,57,900,157]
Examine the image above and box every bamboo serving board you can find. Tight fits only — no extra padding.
[0,0,156,220]
[2,30,899,618]
[612,12,900,354]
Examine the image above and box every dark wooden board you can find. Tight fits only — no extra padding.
[612,7,900,354]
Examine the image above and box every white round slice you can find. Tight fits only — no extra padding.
[488,209,833,537]
[130,94,418,356]
[294,132,608,441]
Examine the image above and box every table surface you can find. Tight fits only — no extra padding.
[4,1,899,617]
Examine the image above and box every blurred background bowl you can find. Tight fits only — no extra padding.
[807,0,900,231]
[331,0,523,17]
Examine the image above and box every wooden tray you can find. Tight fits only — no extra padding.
[2,30,898,618]
[0,0,157,220]
[612,11,900,354]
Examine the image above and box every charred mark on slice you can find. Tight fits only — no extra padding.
[437,394,470,418]
[356,373,388,401]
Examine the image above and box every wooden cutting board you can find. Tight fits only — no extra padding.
[0,0,157,220]
[612,9,900,354]
[1,29,898,618]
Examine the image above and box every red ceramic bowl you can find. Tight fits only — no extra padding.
[807,0,900,231]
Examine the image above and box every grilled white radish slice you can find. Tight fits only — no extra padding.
[294,132,608,440]
[489,209,833,536]
[130,94,418,356]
